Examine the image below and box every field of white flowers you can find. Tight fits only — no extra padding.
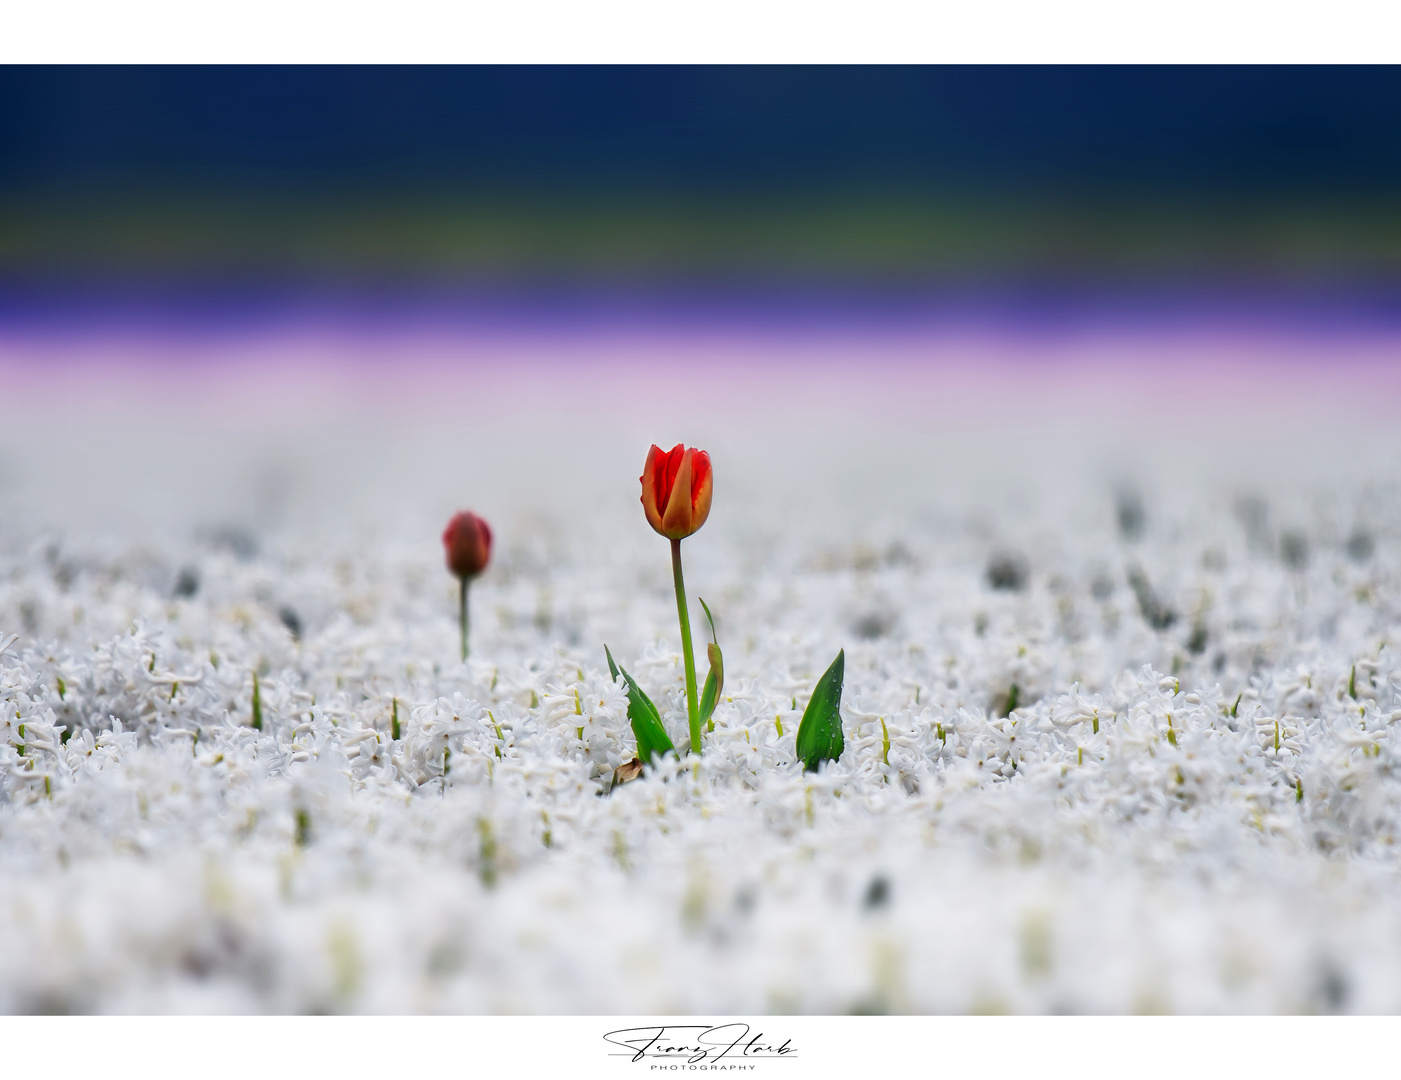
[1,351,1399,1013]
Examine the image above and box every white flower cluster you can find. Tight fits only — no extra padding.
[0,450,1398,1013]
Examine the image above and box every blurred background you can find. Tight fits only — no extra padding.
[5,67,1401,331]
[6,68,1401,1017]
[1,66,1399,540]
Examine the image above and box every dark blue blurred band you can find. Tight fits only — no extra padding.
[4,66,1401,196]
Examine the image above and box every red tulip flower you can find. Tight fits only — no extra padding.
[640,443,713,753]
[640,443,713,540]
[443,511,492,580]
[442,511,492,660]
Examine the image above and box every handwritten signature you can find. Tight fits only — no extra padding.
[604,1024,797,1065]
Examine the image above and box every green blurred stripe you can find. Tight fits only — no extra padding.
[4,193,1401,275]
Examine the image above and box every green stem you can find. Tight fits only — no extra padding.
[671,537,701,754]
[459,577,471,662]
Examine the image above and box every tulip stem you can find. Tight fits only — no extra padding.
[671,537,701,754]
[459,577,471,662]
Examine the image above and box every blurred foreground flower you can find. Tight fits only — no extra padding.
[443,511,492,660]
[640,443,714,755]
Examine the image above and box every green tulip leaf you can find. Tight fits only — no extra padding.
[699,641,724,731]
[606,645,675,764]
[696,597,724,732]
[795,648,845,772]
[699,596,719,644]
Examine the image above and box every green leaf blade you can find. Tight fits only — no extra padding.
[698,641,724,730]
[699,597,718,644]
[605,645,675,764]
[795,648,845,772]
[695,599,724,732]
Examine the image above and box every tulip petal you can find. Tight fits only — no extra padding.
[663,443,686,501]
[690,449,712,507]
[640,445,667,534]
[660,448,695,537]
[689,450,713,534]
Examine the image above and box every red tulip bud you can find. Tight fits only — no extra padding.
[442,511,492,580]
[640,444,713,540]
